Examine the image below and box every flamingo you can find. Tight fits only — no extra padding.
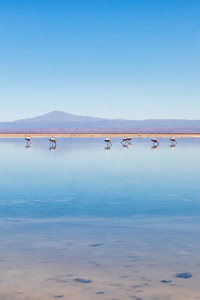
[49,138,56,148]
[121,137,128,144]
[25,136,31,146]
[170,137,177,144]
[127,136,132,146]
[49,138,56,143]
[151,138,159,145]
[104,138,112,146]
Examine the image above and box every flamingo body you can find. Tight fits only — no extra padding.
[151,138,158,143]
[104,138,111,143]
[151,138,159,145]
[49,138,56,142]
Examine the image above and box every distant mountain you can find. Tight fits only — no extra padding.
[0,111,200,132]
[14,111,105,123]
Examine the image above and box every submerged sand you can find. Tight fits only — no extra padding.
[0,217,200,300]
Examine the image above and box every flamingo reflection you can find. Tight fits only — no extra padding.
[122,144,129,149]
[49,145,56,151]
[151,145,158,150]
[170,144,176,150]
[105,146,111,152]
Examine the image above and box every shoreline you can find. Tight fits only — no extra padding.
[0,133,200,138]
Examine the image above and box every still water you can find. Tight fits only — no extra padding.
[0,138,200,299]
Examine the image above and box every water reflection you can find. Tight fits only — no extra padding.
[49,145,56,151]
[1,138,200,219]
[122,143,129,149]
[151,145,158,150]
[104,146,111,152]
[170,143,176,150]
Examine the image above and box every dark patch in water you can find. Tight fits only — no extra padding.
[48,278,67,283]
[175,273,192,279]
[90,243,104,247]
[133,285,142,289]
[74,278,92,283]
[161,280,171,283]
[96,291,105,294]
[53,296,64,298]
[141,277,150,282]
[110,283,123,287]
[90,260,102,268]
[124,265,132,268]
[130,296,143,300]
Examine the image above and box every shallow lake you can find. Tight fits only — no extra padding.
[0,138,200,299]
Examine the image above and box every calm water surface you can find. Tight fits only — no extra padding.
[0,138,200,299]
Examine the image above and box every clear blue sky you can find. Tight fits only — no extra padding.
[0,0,199,121]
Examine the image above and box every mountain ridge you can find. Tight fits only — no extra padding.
[13,110,200,123]
[0,111,200,131]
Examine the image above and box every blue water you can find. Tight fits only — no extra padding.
[1,138,200,299]
[0,138,200,219]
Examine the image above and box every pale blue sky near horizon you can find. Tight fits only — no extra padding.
[0,0,200,121]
